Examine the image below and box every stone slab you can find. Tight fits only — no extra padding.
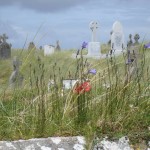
[71,53,106,59]
[0,136,86,150]
[87,42,101,56]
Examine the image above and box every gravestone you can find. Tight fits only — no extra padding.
[0,34,11,59]
[124,44,143,84]
[63,79,78,89]
[111,21,125,55]
[87,21,101,57]
[129,45,140,58]
[72,21,106,59]
[39,46,42,50]
[9,56,23,88]
[44,45,55,56]
[134,33,140,45]
[124,51,138,84]
[55,40,61,51]
[28,42,36,50]
[127,34,133,47]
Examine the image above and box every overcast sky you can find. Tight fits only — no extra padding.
[0,0,150,49]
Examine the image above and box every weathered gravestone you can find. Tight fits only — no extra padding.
[55,40,61,51]
[44,45,55,56]
[0,34,11,59]
[28,42,36,50]
[127,34,133,47]
[127,45,140,61]
[39,46,42,50]
[9,56,23,88]
[111,21,125,55]
[124,45,143,84]
[87,21,101,57]
[134,33,140,45]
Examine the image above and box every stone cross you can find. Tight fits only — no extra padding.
[89,21,99,42]
[2,34,8,43]
[0,34,11,59]
[55,40,61,51]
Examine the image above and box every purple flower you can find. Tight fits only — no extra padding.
[82,42,88,49]
[126,59,134,65]
[127,59,132,64]
[144,43,150,48]
[88,69,97,75]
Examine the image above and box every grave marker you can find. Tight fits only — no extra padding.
[87,21,101,57]
[111,21,125,55]
[0,34,11,59]
[9,56,23,88]
[55,40,61,51]
[44,45,55,56]
[63,79,78,90]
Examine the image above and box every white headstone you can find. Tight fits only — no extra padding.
[44,45,54,56]
[87,21,101,57]
[63,79,77,89]
[111,21,125,54]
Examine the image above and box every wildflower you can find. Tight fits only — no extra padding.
[82,81,91,92]
[76,42,88,57]
[88,69,97,75]
[82,41,88,49]
[73,81,91,94]
[144,43,150,48]
[126,59,132,65]
[126,59,134,65]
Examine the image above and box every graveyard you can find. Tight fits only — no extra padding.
[0,30,150,149]
[0,6,150,147]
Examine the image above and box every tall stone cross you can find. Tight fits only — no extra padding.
[89,21,99,42]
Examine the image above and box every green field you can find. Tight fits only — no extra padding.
[0,45,149,148]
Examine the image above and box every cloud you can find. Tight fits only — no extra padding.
[0,0,92,13]
[0,21,19,39]
[0,20,28,48]
[147,17,150,23]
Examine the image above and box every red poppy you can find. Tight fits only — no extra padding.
[73,81,91,94]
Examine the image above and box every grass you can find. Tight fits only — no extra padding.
[0,45,150,148]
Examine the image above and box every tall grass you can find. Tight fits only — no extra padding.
[0,46,149,146]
